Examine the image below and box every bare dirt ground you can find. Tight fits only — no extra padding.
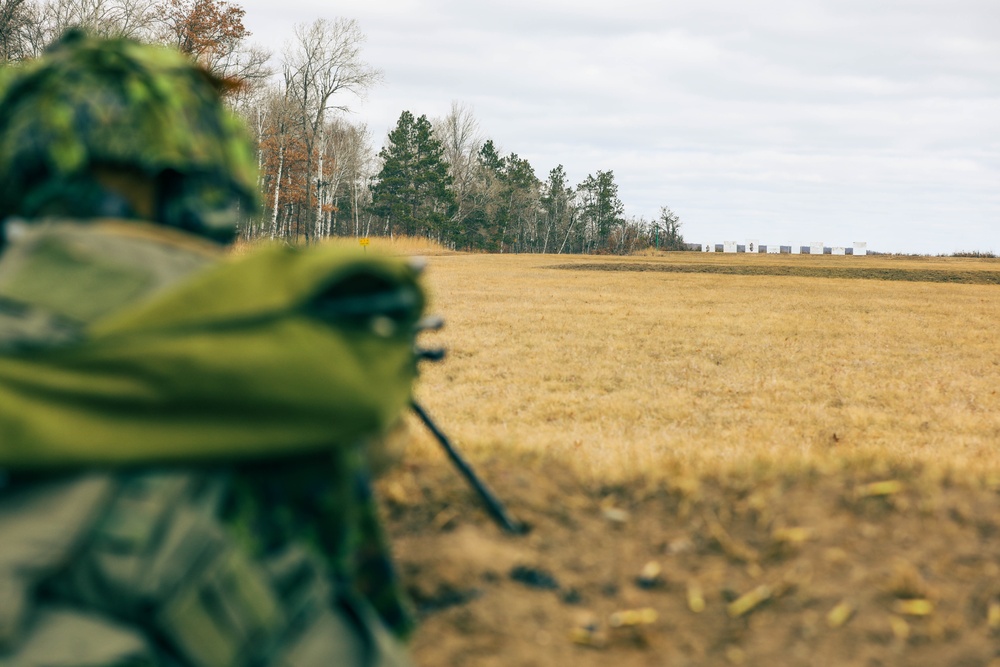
[382,456,1000,667]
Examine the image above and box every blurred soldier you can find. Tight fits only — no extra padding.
[0,31,418,666]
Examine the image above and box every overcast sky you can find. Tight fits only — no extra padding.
[238,0,998,254]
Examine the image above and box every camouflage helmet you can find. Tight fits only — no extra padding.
[0,30,259,241]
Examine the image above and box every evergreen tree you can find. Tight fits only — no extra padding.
[370,110,455,239]
[466,140,539,252]
[463,139,503,250]
[577,170,624,252]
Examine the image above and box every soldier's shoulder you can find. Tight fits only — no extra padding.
[0,217,221,347]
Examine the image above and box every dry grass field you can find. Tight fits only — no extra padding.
[407,251,1000,477]
[372,249,1000,667]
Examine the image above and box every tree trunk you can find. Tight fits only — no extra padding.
[557,215,576,255]
[270,143,284,239]
[314,141,324,240]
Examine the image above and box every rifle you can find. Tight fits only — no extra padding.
[412,315,524,535]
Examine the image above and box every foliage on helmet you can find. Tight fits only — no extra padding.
[0,30,259,239]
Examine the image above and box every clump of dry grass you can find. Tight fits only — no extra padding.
[628,248,700,258]
[628,247,666,257]
[229,236,286,256]
[363,234,454,255]
[949,250,997,259]
[407,253,1000,481]
[230,234,453,257]
[318,234,453,256]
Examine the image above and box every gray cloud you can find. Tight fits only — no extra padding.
[240,0,999,253]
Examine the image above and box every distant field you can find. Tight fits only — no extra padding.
[552,259,1000,285]
[409,251,1000,478]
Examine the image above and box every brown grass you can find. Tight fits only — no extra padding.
[408,252,1000,480]
[230,234,454,257]
[347,234,455,256]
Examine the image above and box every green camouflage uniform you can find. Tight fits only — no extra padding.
[0,33,415,667]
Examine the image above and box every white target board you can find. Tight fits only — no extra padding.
[790,244,800,254]
[766,244,780,254]
[703,243,711,252]
[853,242,867,256]
[809,241,824,255]
[832,246,846,255]
[746,239,760,254]
[724,241,737,253]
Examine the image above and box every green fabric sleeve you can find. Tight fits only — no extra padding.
[0,244,424,468]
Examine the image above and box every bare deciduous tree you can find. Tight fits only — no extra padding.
[434,101,483,228]
[321,118,374,237]
[212,43,271,106]
[0,0,35,60]
[40,0,159,42]
[282,17,380,242]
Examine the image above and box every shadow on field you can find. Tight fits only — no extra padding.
[549,262,1000,285]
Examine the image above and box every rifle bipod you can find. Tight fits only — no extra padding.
[410,400,524,535]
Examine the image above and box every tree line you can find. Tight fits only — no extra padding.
[0,0,686,253]
[370,106,685,254]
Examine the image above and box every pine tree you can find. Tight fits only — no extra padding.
[577,170,624,252]
[465,140,539,252]
[370,110,455,240]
